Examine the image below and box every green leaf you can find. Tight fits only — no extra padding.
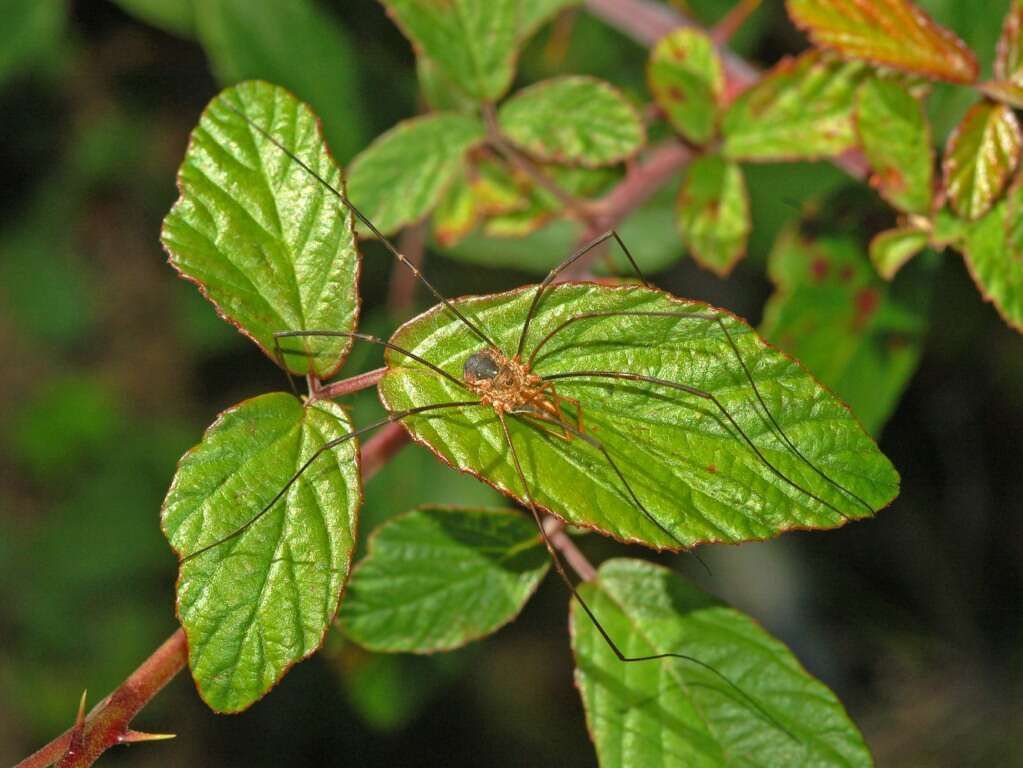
[112,0,194,37]
[339,507,549,652]
[0,0,64,85]
[195,0,367,161]
[856,78,934,215]
[381,0,519,101]
[676,155,750,276]
[416,55,479,113]
[378,283,899,550]
[161,393,361,712]
[520,0,580,40]
[572,558,873,767]
[943,100,1022,220]
[761,228,927,434]
[870,226,930,280]
[786,0,979,84]
[958,196,1023,332]
[647,28,724,145]
[722,52,870,162]
[347,112,486,237]
[161,82,360,379]
[995,0,1023,83]
[497,76,645,167]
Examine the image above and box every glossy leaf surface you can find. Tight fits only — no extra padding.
[497,76,645,167]
[378,283,899,550]
[348,112,485,238]
[943,100,1022,220]
[339,506,548,652]
[161,81,360,378]
[647,28,724,145]
[786,0,978,84]
[856,78,933,215]
[722,53,869,161]
[761,228,927,434]
[162,393,361,712]
[572,559,872,767]
[676,155,750,276]
[381,0,519,101]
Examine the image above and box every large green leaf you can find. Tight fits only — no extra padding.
[856,78,934,215]
[161,82,360,379]
[572,558,872,767]
[786,0,978,84]
[676,154,750,276]
[722,52,870,162]
[647,28,724,145]
[959,196,1023,332]
[339,507,549,652]
[347,112,486,237]
[943,100,1022,221]
[761,228,928,435]
[378,283,899,550]
[161,393,361,712]
[497,76,645,167]
[195,0,367,161]
[381,0,519,102]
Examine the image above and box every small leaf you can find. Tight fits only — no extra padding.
[161,82,360,379]
[722,52,870,162]
[161,393,361,712]
[497,76,645,167]
[339,507,549,652]
[995,0,1023,83]
[786,0,979,84]
[381,0,519,101]
[856,77,933,215]
[979,79,1023,110]
[676,154,750,276]
[195,0,368,161]
[958,195,1023,332]
[379,283,899,551]
[870,226,930,280]
[347,112,486,237]
[647,28,724,145]
[943,100,1022,221]
[572,559,873,768]
[761,228,927,434]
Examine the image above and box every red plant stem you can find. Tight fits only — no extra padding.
[359,421,410,481]
[312,367,386,401]
[543,516,598,582]
[387,222,427,314]
[711,0,761,45]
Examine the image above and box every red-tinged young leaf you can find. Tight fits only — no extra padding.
[996,0,1023,82]
[958,194,1023,332]
[722,52,870,162]
[647,28,724,145]
[786,0,979,84]
[497,76,645,167]
[943,100,1022,221]
[856,78,933,215]
[979,79,1023,110]
[676,154,750,276]
[870,226,929,280]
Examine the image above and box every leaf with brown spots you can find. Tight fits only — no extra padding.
[647,27,724,145]
[676,154,750,276]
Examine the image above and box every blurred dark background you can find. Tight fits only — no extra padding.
[1,1,1021,765]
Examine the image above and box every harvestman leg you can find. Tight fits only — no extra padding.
[527,310,876,518]
[495,411,794,739]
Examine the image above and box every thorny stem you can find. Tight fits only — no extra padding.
[16,422,408,768]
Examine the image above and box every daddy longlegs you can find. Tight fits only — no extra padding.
[179,100,887,742]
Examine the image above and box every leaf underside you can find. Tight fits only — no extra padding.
[378,283,899,551]
[572,559,873,767]
[161,80,360,378]
[162,392,361,712]
[786,0,979,84]
[339,506,549,653]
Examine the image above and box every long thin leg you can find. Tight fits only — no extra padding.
[515,229,647,359]
[272,329,469,392]
[181,400,481,562]
[223,101,498,350]
[528,309,875,516]
[496,412,793,740]
[544,370,856,524]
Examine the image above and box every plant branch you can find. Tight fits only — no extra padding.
[543,515,597,582]
[312,367,386,401]
[387,222,427,314]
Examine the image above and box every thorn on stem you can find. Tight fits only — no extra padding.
[119,729,177,744]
